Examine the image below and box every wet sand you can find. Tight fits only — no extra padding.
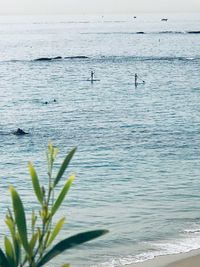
[127,249,200,267]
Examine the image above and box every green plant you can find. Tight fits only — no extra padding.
[0,144,108,267]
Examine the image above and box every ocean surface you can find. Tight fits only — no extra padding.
[0,13,200,267]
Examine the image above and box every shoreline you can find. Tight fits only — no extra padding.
[127,249,200,267]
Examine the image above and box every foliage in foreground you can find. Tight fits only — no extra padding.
[0,144,108,267]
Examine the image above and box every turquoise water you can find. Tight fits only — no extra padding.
[0,13,200,267]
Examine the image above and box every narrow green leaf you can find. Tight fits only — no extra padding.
[5,216,21,266]
[61,264,70,267]
[29,232,39,252]
[0,248,10,267]
[53,147,59,160]
[51,175,75,216]
[47,218,65,247]
[37,230,108,267]
[54,147,77,187]
[13,236,21,267]
[49,144,54,169]
[28,162,43,204]
[9,186,30,254]
[5,216,15,239]
[43,230,51,249]
[4,237,15,267]
[31,210,37,234]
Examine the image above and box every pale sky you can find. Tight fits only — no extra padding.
[0,0,199,15]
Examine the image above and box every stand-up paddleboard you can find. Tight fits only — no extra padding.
[135,73,145,86]
[87,70,100,82]
[86,79,101,82]
[136,81,145,85]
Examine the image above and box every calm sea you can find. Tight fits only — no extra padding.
[0,13,200,267]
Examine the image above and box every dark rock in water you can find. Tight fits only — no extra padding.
[136,31,145,34]
[34,56,62,61]
[35,57,53,61]
[133,16,137,19]
[64,56,89,59]
[34,56,88,61]
[13,128,28,135]
[187,31,200,34]
[53,56,62,60]
[161,18,168,21]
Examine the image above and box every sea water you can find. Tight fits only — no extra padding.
[0,13,200,267]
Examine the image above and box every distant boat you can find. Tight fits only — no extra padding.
[133,16,137,19]
[161,18,168,21]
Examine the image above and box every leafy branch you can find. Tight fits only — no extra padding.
[0,144,108,267]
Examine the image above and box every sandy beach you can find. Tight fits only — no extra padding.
[128,249,200,267]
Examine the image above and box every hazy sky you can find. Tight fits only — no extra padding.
[0,0,199,15]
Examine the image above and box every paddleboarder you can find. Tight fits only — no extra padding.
[91,71,94,81]
[135,73,145,87]
[135,73,138,87]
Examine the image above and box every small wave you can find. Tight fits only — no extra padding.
[192,87,200,91]
[37,20,91,24]
[103,20,126,23]
[159,31,183,34]
[82,31,146,35]
[82,30,200,35]
[0,131,10,136]
[0,130,30,136]
[91,227,200,267]
[98,55,200,63]
[183,228,200,234]
[33,21,91,24]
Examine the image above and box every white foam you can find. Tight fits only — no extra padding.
[183,228,200,234]
[91,228,200,267]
